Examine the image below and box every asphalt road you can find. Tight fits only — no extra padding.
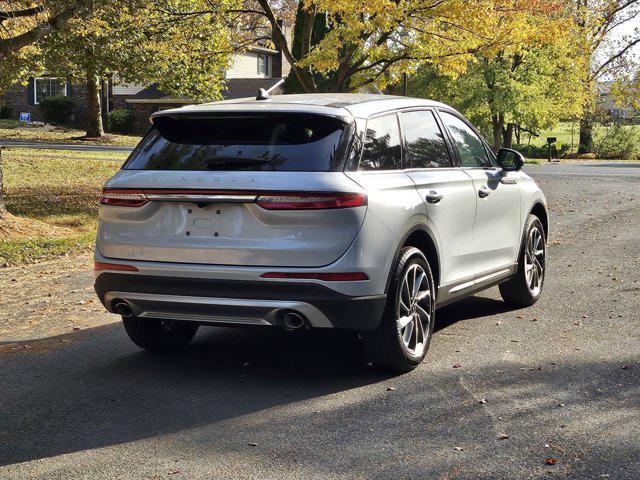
[1,163,639,479]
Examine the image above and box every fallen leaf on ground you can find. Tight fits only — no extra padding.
[544,458,558,465]
[499,433,509,440]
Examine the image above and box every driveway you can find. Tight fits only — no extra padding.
[0,163,638,479]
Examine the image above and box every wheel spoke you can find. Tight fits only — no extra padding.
[533,256,543,277]
[400,297,410,313]
[415,289,431,303]
[413,271,425,299]
[399,315,413,329]
[402,320,414,345]
[416,305,431,326]
[401,278,411,306]
[414,316,423,347]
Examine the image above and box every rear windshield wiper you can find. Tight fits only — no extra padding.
[202,156,271,170]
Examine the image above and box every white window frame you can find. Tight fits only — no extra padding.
[257,54,272,77]
[34,77,69,105]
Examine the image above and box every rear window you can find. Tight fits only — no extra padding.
[123,113,350,172]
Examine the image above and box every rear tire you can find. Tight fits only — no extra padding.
[123,316,199,353]
[363,247,436,373]
[499,214,546,307]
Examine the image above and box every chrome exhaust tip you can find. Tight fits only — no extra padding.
[113,301,134,318]
[280,311,307,331]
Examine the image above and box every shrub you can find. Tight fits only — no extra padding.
[593,125,639,159]
[0,105,12,119]
[38,95,75,125]
[515,143,570,159]
[107,108,133,134]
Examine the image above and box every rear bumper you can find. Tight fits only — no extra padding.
[95,273,386,330]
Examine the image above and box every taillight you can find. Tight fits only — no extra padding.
[261,272,369,281]
[255,192,366,210]
[94,261,139,272]
[100,189,148,207]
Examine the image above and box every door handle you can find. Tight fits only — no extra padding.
[425,190,443,204]
[478,187,491,198]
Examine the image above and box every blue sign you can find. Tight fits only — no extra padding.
[19,112,31,123]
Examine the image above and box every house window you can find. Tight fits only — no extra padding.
[257,54,270,76]
[34,78,68,104]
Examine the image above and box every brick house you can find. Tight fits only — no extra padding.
[0,77,108,126]
[1,41,291,133]
[121,45,290,134]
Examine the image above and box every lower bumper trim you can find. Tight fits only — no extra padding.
[95,273,387,330]
[104,291,333,328]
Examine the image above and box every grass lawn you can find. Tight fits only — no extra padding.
[0,119,141,147]
[0,147,126,267]
[524,121,640,152]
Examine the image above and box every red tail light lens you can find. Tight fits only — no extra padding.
[261,272,369,281]
[94,261,139,272]
[100,189,149,207]
[255,192,366,210]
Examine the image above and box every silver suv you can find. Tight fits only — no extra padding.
[94,93,548,372]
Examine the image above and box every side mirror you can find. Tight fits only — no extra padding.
[496,148,525,172]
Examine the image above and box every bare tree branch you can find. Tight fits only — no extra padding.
[593,36,640,78]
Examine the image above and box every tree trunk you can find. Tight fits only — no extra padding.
[0,148,6,220]
[502,122,514,149]
[577,115,594,154]
[491,113,504,150]
[86,70,104,138]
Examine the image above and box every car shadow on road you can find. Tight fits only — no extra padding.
[0,322,389,466]
[435,295,518,331]
[0,295,585,470]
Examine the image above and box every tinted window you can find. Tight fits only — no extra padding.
[440,112,490,167]
[400,110,452,168]
[359,115,402,171]
[124,114,348,171]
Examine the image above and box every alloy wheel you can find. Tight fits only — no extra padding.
[398,264,432,357]
[524,226,545,296]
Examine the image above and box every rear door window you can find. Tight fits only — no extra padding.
[400,110,452,168]
[359,114,402,171]
[124,113,349,172]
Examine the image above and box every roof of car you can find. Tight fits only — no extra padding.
[151,93,452,122]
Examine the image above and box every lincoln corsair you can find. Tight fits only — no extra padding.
[94,94,548,372]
